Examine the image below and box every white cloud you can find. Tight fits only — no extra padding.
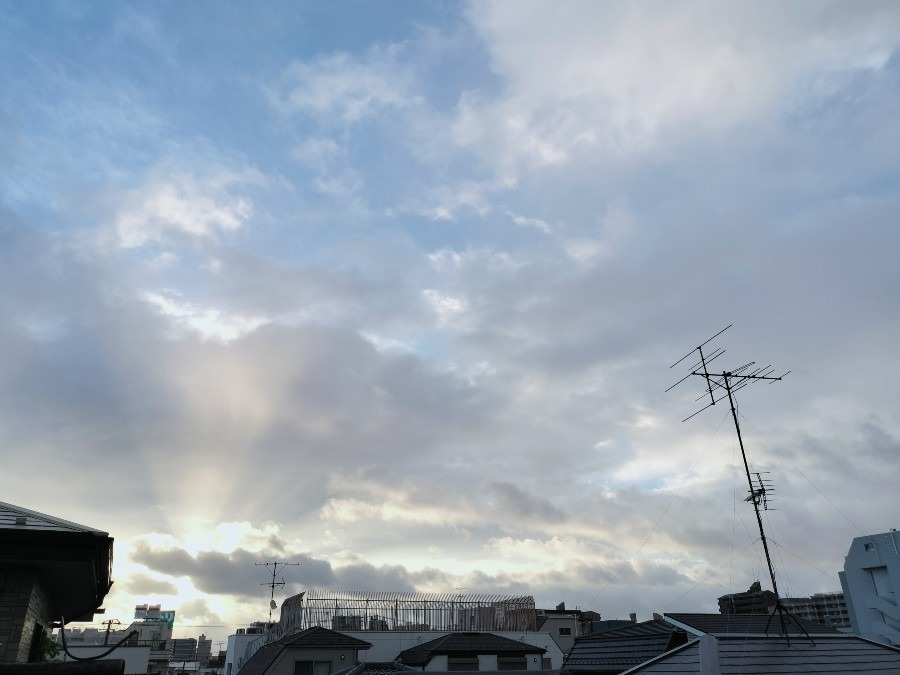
[271,44,421,124]
[141,290,269,342]
[461,1,900,173]
[422,288,469,329]
[114,169,259,248]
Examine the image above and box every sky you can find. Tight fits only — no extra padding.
[2,0,900,648]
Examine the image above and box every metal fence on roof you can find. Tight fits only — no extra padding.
[241,590,538,667]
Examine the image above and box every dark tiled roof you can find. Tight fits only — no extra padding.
[663,612,837,637]
[623,634,900,674]
[238,644,283,675]
[425,672,561,675]
[564,621,688,674]
[396,632,545,667]
[275,626,372,648]
[581,620,678,640]
[240,627,372,675]
[335,661,420,675]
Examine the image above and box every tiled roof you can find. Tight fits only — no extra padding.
[237,643,283,675]
[564,621,688,674]
[275,626,372,649]
[622,634,900,674]
[396,632,545,667]
[663,612,837,637]
[335,662,420,675]
[239,627,372,675]
[583,620,679,640]
[0,501,107,534]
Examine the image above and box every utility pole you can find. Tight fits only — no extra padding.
[101,619,121,645]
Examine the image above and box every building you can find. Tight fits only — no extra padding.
[616,612,900,674]
[0,500,114,663]
[780,591,851,629]
[227,623,275,675]
[536,604,581,655]
[564,612,900,675]
[395,632,547,671]
[238,626,372,675]
[53,643,151,674]
[227,591,544,675]
[54,603,177,673]
[563,619,688,675]
[716,581,776,615]
[839,529,900,645]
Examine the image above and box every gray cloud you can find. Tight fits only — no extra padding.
[123,573,179,597]
[130,544,337,597]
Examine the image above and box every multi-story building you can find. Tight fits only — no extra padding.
[780,592,850,628]
[717,581,776,615]
[225,591,570,675]
[839,529,900,645]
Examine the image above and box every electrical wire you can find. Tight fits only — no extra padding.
[58,617,138,661]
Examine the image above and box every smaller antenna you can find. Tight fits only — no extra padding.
[256,561,300,625]
[744,472,775,511]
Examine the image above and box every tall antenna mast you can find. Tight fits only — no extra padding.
[256,561,300,625]
[667,326,801,637]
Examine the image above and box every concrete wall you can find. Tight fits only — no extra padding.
[0,565,53,663]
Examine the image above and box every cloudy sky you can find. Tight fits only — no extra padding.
[3,0,900,645]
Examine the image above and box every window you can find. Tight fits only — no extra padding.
[448,657,479,671]
[558,627,572,636]
[542,658,552,670]
[294,661,333,675]
[498,657,526,671]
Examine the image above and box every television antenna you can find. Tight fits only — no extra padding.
[256,561,300,625]
[667,325,805,639]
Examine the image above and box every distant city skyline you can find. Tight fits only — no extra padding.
[2,0,899,642]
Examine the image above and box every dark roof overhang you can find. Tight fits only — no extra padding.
[0,528,114,622]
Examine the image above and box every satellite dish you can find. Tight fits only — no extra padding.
[270,600,277,610]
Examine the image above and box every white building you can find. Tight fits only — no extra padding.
[839,529,900,645]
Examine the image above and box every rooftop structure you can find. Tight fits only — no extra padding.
[298,590,538,633]
[0,501,114,663]
[839,530,900,645]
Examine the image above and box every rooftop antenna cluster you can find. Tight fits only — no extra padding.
[256,561,299,625]
[667,325,802,638]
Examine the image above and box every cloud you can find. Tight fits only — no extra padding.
[460,1,900,174]
[113,167,261,248]
[130,542,338,597]
[271,45,421,125]
[123,573,179,596]
[176,598,223,626]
